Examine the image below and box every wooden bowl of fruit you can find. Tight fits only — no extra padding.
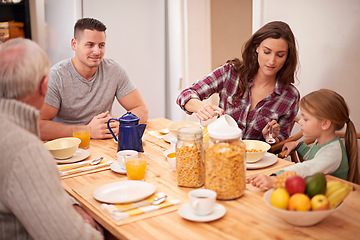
[263,172,352,226]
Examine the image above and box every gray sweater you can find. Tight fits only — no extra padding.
[0,99,102,240]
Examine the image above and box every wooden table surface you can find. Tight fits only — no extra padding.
[61,118,360,240]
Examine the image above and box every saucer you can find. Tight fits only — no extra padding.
[178,203,226,222]
[56,149,90,164]
[163,133,176,143]
[110,162,127,174]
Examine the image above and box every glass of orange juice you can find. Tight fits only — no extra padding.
[73,126,91,149]
[125,153,147,180]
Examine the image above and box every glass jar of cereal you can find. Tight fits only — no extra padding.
[205,126,245,200]
[176,127,204,188]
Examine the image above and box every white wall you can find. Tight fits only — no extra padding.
[254,0,360,131]
[83,0,166,120]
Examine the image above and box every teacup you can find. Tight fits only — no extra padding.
[117,150,138,169]
[188,189,216,216]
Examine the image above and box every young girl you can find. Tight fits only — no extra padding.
[247,89,359,188]
[176,21,300,143]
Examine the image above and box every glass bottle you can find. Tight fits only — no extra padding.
[205,126,246,200]
[176,127,204,187]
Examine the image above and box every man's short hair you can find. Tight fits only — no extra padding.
[74,18,107,39]
[0,38,50,99]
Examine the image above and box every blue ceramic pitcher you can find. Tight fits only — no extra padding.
[107,112,146,152]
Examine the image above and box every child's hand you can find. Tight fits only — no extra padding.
[247,173,275,189]
[282,141,299,157]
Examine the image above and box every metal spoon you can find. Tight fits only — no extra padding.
[266,125,276,144]
[113,194,168,213]
[60,157,103,171]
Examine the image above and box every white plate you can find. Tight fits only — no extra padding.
[178,203,226,222]
[110,162,127,174]
[246,152,278,169]
[163,133,176,143]
[93,180,156,204]
[56,149,90,164]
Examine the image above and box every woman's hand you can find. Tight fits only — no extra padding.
[184,99,224,121]
[196,103,224,121]
[262,120,280,141]
[247,173,275,189]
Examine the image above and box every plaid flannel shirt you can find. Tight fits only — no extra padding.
[176,63,300,142]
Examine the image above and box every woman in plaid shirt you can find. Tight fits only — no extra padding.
[177,21,300,143]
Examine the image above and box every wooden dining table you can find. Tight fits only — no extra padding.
[61,118,360,240]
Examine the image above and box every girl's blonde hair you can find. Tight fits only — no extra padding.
[300,89,359,184]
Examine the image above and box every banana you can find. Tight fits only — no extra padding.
[327,184,353,209]
[325,181,345,198]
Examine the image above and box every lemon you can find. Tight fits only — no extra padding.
[270,188,290,210]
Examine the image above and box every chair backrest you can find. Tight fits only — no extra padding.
[278,131,360,184]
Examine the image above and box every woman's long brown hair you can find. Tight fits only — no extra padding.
[230,21,298,101]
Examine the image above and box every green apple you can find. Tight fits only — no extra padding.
[311,194,329,211]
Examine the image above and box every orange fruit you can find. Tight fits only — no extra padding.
[288,193,311,211]
[270,188,290,210]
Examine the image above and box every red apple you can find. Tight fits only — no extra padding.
[285,175,306,195]
[311,194,330,211]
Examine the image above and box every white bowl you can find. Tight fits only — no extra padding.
[243,140,271,163]
[166,121,200,136]
[163,149,176,171]
[263,189,341,226]
[44,137,81,159]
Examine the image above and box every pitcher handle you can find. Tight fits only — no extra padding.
[107,118,119,141]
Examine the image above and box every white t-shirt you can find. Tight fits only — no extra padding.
[45,58,136,125]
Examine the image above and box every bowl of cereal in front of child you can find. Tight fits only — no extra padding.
[243,140,271,163]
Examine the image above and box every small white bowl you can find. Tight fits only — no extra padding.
[263,189,341,226]
[163,149,176,171]
[44,137,81,159]
[243,140,271,163]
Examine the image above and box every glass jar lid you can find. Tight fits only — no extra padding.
[208,126,242,140]
[177,127,202,140]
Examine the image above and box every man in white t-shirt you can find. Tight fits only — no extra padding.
[40,18,148,140]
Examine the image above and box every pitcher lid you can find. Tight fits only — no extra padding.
[119,111,140,123]
[208,126,242,140]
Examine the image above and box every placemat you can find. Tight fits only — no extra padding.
[72,179,181,226]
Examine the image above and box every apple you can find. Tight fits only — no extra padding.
[288,193,311,211]
[311,194,330,211]
[285,175,306,195]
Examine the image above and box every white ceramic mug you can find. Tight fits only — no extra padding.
[188,189,216,216]
[117,150,138,169]
[207,114,238,131]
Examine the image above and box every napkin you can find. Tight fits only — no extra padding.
[148,129,169,139]
[101,192,181,220]
[58,159,114,177]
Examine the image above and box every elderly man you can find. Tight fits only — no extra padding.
[0,38,103,239]
[40,18,148,140]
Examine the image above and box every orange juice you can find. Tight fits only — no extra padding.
[167,152,176,158]
[125,159,147,180]
[73,130,91,149]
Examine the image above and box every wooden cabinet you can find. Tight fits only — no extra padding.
[0,0,31,41]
